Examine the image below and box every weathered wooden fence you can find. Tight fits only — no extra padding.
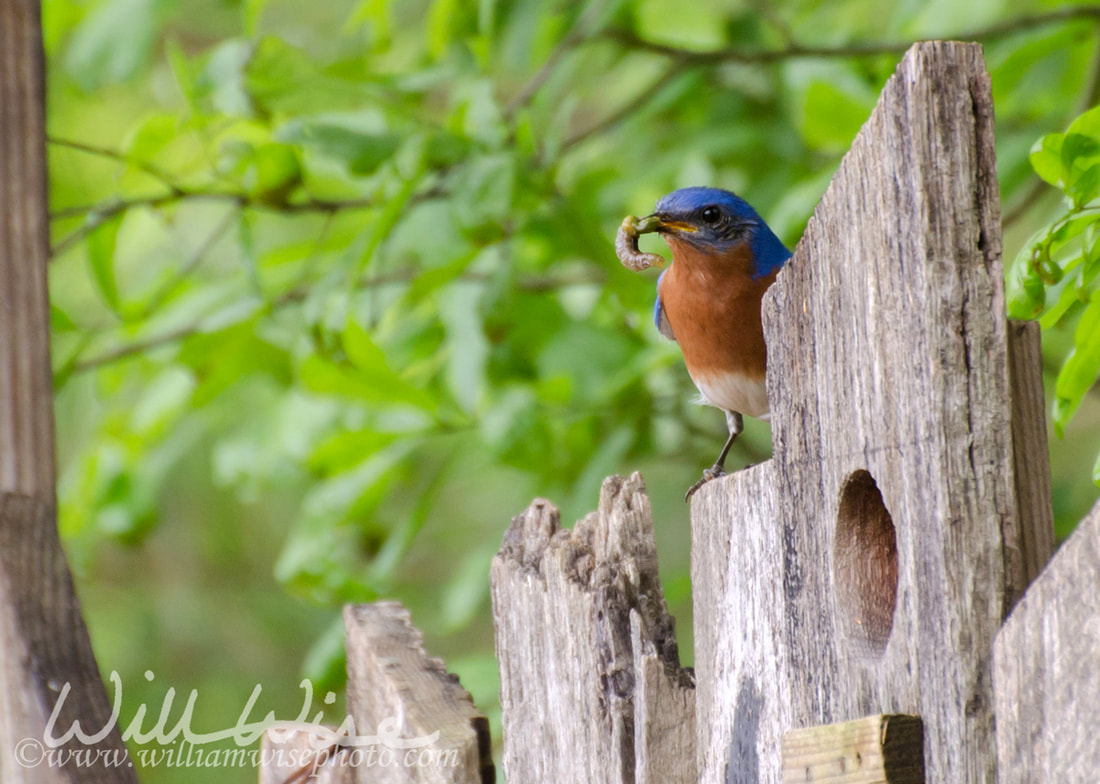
[269,41,1098,784]
[3,5,1099,781]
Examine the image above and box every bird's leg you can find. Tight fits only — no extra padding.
[685,411,743,501]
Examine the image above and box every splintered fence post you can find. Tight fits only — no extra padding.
[690,42,1054,783]
[490,473,696,784]
[343,603,493,784]
[259,602,493,784]
[993,498,1100,783]
[0,1,136,781]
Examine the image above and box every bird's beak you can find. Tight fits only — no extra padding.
[636,214,697,235]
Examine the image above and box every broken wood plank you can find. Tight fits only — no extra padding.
[343,602,493,784]
[491,473,695,784]
[781,714,925,784]
[259,726,353,784]
[993,498,1100,784]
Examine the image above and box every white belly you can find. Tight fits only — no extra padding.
[690,370,770,419]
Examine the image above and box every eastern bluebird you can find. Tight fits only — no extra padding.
[617,186,792,500]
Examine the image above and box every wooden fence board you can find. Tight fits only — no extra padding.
[490,473,695,784]
[258,728,353,784]
[1004,320,1055,608]
[993,498,1100,784]
[343,602,493,784]
[781,714,925,784]
[690,41,1047,784]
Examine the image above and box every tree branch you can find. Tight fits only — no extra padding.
[68,267,608,374]
[139,206,241,319]
[48,135,184,194]
[504,0,615,119]
[562,62,689,150]
[47,186,448,259]
[602,6,1100,66]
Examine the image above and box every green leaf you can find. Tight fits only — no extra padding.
[800,79,873,151]
[1052,293,1100,436]
[63,0,158,90]
[450,153,515,235]
[355,172,423,276]
[50,304,79,332]
[1068,163,1100,206]
[438,282,488,414]
[405,248,478,301]
[297,323,436,410]
[348,0,394,42]
[1082,230,1100,288]
[440,543,495,631]
[300,615,348,692]
[243,0,270,37]
[340,319,381,369]
[177,321,292,405]
[1066,105,1100,139]
[164,38,196,109]
[237,212,262,295]
[276,119,400,175]
[196,39,253,116]
[309,430,398,474]
[1049,212,1096,256]
[86,214,123,314]
[1093,448,1100,487]
[1039,264,1085,330]
[1030,133,1064,187]
[245,143,303,203]
[427,0,460,58]
[1062,132,1100,168]
[124,113,178,161]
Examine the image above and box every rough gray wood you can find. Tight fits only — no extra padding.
[691,42,1040,784]
[343,602,493,784]
[993,498,1100,784]
[0,1,136,780]
[1004,319,1055,609]
[258,727,353,784]
[491,473,695,784]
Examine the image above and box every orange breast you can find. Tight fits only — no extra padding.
[657,238,778,412]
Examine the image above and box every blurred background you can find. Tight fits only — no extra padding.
[44,0,1100,780]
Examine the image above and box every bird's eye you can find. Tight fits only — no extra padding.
[701,206,721,224]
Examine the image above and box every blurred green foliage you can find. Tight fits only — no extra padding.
[43,0,1100,781]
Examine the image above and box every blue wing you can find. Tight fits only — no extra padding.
[653,269,676,342]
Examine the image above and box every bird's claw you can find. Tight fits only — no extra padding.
[616,215,665,271]
[684,466,727,502]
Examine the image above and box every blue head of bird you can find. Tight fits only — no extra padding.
[650,186,791,279]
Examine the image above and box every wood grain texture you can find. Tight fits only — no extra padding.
[0,1,135,780]
[993,498,1100,784]
[781,714,925,784]
[490,473,695,784]
[258,727,353,784]
[691,42,1035,784]
[343,602,493,784]
[1004,319,1055,609]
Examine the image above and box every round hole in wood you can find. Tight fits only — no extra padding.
[834,470,898,658]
